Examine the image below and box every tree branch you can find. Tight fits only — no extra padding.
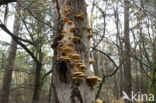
[0,23,40,64]
[0,0,16,5]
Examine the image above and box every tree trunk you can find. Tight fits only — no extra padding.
[114,4,124,97]
[123,0,132,103]
[51,0,96,103]
[148,0,156,102]
[0,2,20,103]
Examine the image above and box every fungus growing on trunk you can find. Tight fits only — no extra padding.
[67,20,73,25]
[63,8,71,15]
[61,30,67,34]
[87,34,93,39]
[63,17,70,22]
[95,99,103,103]
[75,13,86,19]
[72,36,80,41]
[89,59,95,64]
[70,53,81,59]
[69,27,76,32]
[87,27,92,32]
[86,76,102,86]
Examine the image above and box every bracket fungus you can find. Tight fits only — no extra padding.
[67,20,73,25]
[59,56,70,61]
[86,76,102,86]
[69,27,76,32]
[89,59,95,64]
[72,72,84,76]
[72,72,86,79]
[67,43,73,47]
[75,13,86,19]
[60,46,73,52]
[78,73,87,78]
[63,8,71,15]
[72,36,80,41]
[63,17,70,22]
[70,53,81,59]
[95,99,103,103]
[87,34,93,39]
[61,30,67,34]
[87,27,92,32]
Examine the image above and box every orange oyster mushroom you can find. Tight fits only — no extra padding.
[86,76,102,86]
[69,27,76,32]
[87,27,92,32]
[63,17,70,22]
[67,20,73,25]
[61,30,67,34]
[95,99,103,103]
[72,72,84,76]
[87,34,93,39]
[70,53,81,59]
[89,59,95,64]
[75,13,86,19]
[72,36,80,41]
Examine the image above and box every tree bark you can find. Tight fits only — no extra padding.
[0,2,20,103]
[123,0,132,103]
[51,0,95,103]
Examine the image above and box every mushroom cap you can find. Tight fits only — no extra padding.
[67,7,71,12]
[61,30,67,34]
[59,56,65,60]
[87,76,99,80]
[75,63,84,67]
[69,27,75,32]
[63,9,71,15]
[75,13,86,19]
[59,56,70,61]
[89,59,95,64]
[72,72,83,76]
[79,13,85,16]
[60,46,73,52]
[87,34,93,39]
[70,53,81,59]
[87,27,92,32]
[67,43,73,47]
[95,99,103,103]
[80,64,85,68]
[72,37,80,41]
[64,47,73,52]
[67,20,72,25]
[73,60,82,63]
[86,76,102,86]
[79,74,87,78]
[63,17,70,22]
[63,57,71,61]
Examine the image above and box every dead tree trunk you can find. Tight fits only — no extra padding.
[51,0,100,103]
[123,0,132,103]
[0,2,20,103]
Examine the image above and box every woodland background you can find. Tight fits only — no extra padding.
[0,0,155,103]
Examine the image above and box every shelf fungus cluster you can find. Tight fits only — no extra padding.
[57,6,101,94]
